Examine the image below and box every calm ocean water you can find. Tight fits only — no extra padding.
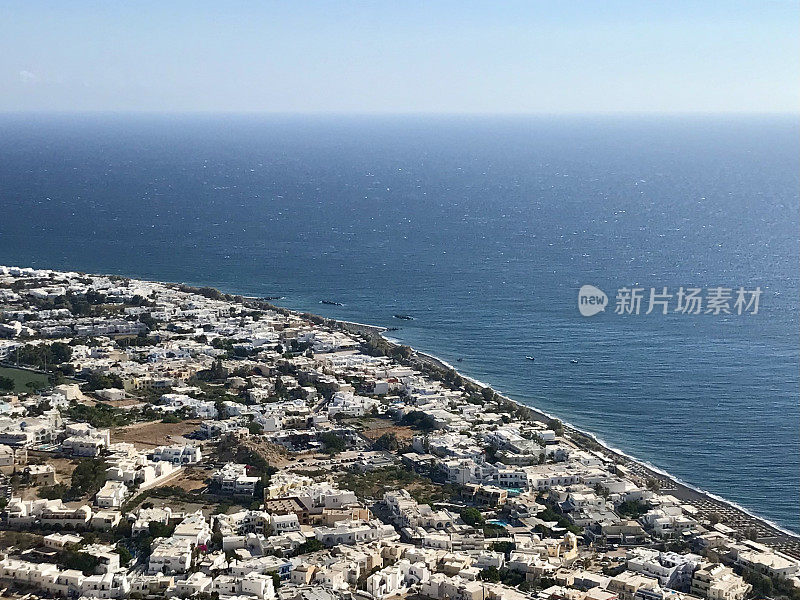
[0,114,797,532]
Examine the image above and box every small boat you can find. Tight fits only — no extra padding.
[456,358,463,362]
[393,314,414,320]
[261,295,283,301]
[570,359,579,364]
[525,356,535,362]
[320,300,343,306]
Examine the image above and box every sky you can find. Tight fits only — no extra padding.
[1,0,798,114]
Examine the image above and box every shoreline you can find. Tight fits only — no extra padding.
[9,269,798,551]
[340,322,800,549]
[135,278,800,548]
[407,348,800,548]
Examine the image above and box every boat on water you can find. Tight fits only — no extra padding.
[525,356,535,361]
[393,314,414,320]
[457,358,463,362]
[570,359,579,364]
[320,300,344,306]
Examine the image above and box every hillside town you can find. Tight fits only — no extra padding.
[0,265,797,600]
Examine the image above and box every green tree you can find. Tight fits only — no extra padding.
[39,483,73,501]
[547,418,564,435]
[319,432,347,455]
[84,372,124,391]
[490,541,515,559]
[115,545,134,565]
[373,432,399,451]
[50,342,73,364]
[616,500,648,518]
[138,313,159,330]
[61,547,99,575]
[0,376,14,392]
[16,342,72,369]
[460,507,485,526]
[149,521,175,538]
[400,411,437,431]
[295,538,324,555]
[71,458,107,497]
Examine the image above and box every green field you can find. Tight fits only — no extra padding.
[0,366,50,393]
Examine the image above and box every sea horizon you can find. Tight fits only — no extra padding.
[0,113,797,532]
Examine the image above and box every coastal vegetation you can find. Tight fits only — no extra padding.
[61,545,100,575]
[83,371,124,391]
[490,540,516,558]
[372,432,400,451]
[20,289,138,317]
[214,440,278,483]
[616,500,650,518]
[536,503,584,535]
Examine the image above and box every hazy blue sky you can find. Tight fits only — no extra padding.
[1,0,797,113]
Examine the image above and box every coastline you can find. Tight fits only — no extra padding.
[167,280,800,549]
[338,321,800,551]
[12,270,799,552]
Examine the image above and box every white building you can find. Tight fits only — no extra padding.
[0,558,130,599]
[211,462,261,496]
[148,537,193,575]
[366,559,430,599]
[95,480,128,508]
[691,563,751,600]
[271,513,301,533]
[6,497,93,528]
[211,572,275,600]
[173,511,212,546]
[314,519,399,546]
[62,423,111,457]
[131,506,173,536]
[627,548,702,590]
[327,391,378,418]
[149,444,202,465]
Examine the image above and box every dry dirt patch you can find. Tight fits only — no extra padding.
[359,422,415,443]
[111,419,202,449]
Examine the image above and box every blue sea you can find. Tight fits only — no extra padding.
[1,114,797,532]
